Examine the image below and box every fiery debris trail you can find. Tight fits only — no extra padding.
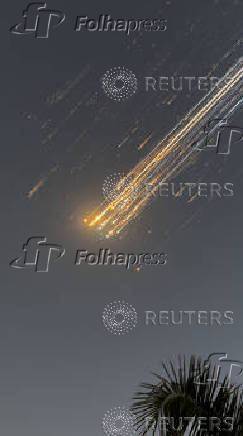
[84,58,243,237]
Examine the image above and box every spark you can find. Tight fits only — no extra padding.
[27,177,46,198]
[84,58,243,237]
[137,134,152,150]
[27,165,59,199]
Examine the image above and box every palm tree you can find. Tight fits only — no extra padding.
[131,355,243,436]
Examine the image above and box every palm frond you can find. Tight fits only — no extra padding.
[131,355,243,436]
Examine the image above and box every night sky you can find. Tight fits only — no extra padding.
[1,0,243,435]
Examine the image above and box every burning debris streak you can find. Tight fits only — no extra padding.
[137,134,152,150]
[27,166,59,199]
[27,178,47,199]
[84,58,243,237]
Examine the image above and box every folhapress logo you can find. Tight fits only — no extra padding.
[194,353,243,389]
[196,119,243,155]
[10,237,167,272]
[10,2,65,38]
[75,16,167,35]
[10,5,167,39]
[10,237,65,272]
